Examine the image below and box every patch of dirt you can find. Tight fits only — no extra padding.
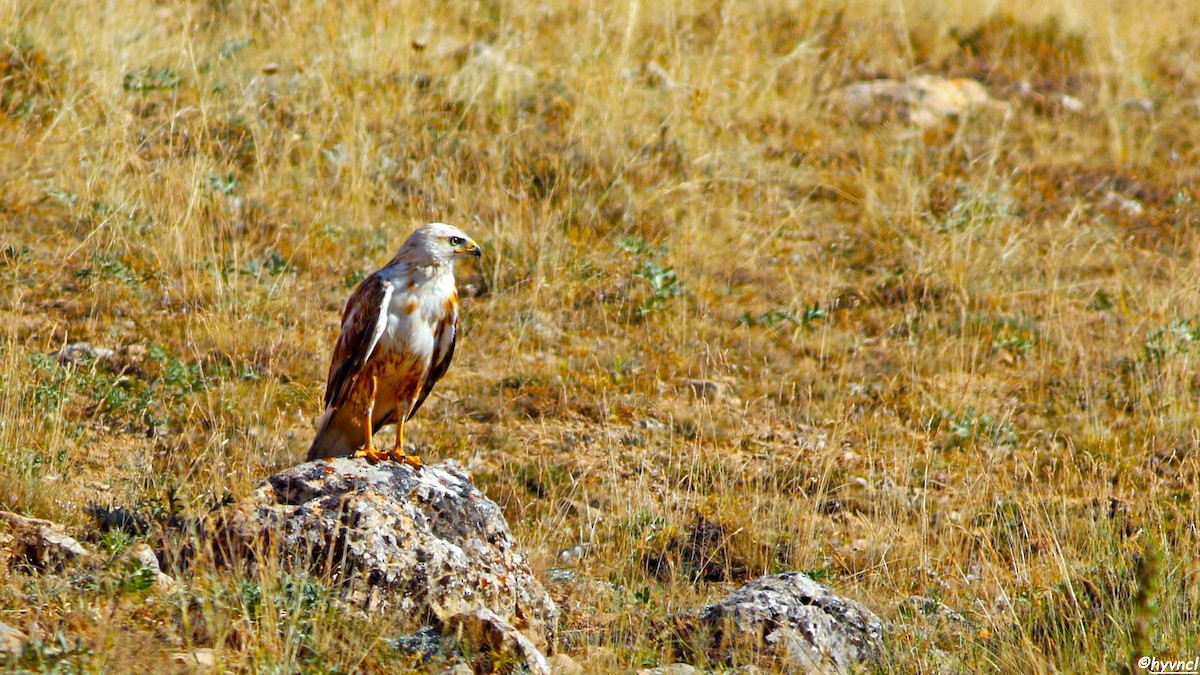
[835,274,953,310]
[1016,162,1199,248]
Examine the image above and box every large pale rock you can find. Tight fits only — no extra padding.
[213,459,557,650]
[0,622,27,656]
[0,510,94,573]
[699,572,883,673]
[825,76,1006,127]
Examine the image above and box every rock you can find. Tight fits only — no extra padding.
[638,417,668,432]
[907,76,1003,127]
[56,342,115,367]
[0,510,94,573]
[1013,82,1089,115]
[212,459,558,650]
[684,378,734,403]
[901,595,973,628]
[0,622,27,656]
[1123,97,1155,114]
[638,665,697,675]
[698,572,883,673]
[546,568,577,583]
[1058,94,1086,113]
[171,648,217,667]
[1102,190,1145,217]
[547,653,584,675]
[385,625,444,661]
[825,76,1005,128]
[445,608,550,674]
[557,543,594,565]
[126,542,177,592]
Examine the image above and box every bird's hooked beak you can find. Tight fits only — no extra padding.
[459,239,482,258]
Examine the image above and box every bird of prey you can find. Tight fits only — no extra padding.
[306,222,482,464]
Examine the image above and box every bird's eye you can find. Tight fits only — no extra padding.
[449,236,465,246]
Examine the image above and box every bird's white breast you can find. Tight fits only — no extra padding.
[378,268,455,359]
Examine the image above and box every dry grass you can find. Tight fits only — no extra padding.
[2,0,1199,671]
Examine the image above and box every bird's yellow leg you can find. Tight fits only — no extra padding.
[354,376,386,463]
[389,417,422,468]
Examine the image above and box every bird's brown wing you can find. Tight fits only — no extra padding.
[406,311,457,420]
[324,274,393,409]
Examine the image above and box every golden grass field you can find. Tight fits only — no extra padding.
[2,0,1200,671]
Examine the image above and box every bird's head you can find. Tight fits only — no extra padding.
[399,222,482,267]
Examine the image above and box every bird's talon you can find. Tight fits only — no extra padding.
[353,447,387,464]
[386,450,423,468]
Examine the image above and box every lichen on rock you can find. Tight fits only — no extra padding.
[212,458,558,651]
[698,572,883,673]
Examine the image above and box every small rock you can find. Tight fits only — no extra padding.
[638,417,668,432]
[684,378,732,402]
[1102,190,1145,217]
[557,543,594,565]
[56,342,116,367]
[548,653,584,675]
[323,144,349,167]
[128,542,159,569]
[171,648,217,667]
[445,608,550,675]
[825,76,1005,128]
[385,625,444,661]
[1123,97,1154,114]
[0,622,27,656]
[547,568,577,583]
[638,665,697,675]
[698,572,883,673]
[907,76,1002,127]
[900,595,976,637]
[826,79,909,122]
[126,542,177,592]
[0,510,94,573]
[1059,94,1086,113]
[262,62,280,75]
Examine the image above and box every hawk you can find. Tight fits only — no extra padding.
[306,222,482,464]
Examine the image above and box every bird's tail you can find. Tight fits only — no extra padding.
[306,407,355,461]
